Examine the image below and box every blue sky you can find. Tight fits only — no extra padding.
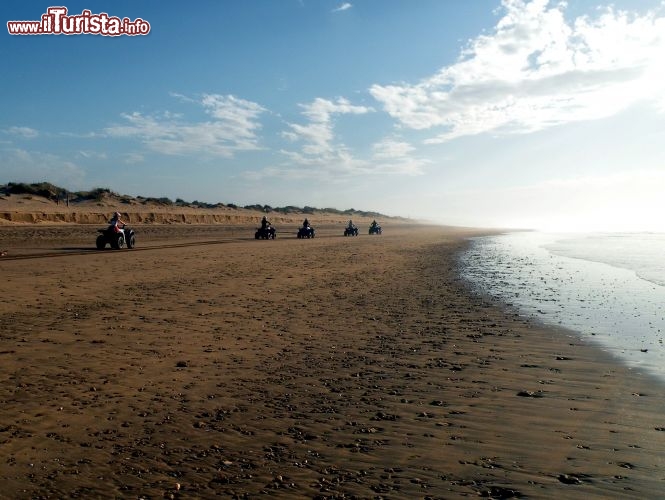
[2,0,665,231]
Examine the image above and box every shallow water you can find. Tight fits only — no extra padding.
[459,232,665,381]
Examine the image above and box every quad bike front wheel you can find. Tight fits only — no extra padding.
[126,233,136,249]
[113,234,125,250]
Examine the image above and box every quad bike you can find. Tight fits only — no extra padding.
[297,225,315,239]
[96,225,136,250]
[255,225,277,239]
[368,224,382,235]
[344,226,359,236]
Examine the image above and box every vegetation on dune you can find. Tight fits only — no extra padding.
[0,181,391,219]
[1,183,114,202]
[3,182,66,200]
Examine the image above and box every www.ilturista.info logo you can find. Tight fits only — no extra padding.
[7,7,151,36]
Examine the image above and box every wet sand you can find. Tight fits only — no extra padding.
[1,224,664,498]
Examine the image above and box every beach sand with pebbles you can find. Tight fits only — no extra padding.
[1,221,665,499]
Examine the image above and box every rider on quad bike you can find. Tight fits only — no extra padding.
[344,219,358,236]
[297,218,315,238]
[369,219,382,235]
[109,212,127,234]
[96,212,135,250]
[255,215,277,239]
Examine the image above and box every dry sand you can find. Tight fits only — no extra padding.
[1,222,664,499]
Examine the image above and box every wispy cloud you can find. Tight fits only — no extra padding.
[4,126,39,139]
[370,137,427,175]
[272,99,430,178]
[249,134,423,182]
[59,131,102,139]
[372,138,415,160]
[78,150,108,160]
[281,97,372,164]
[370,0,665,143]
[123,152,145,164]
[332,3,352,13]
[105,94,266,157]
[168,91,196,103]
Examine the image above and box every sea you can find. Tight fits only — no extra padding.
[459,232,665,382]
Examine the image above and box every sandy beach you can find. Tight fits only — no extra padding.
[1,221,665,499]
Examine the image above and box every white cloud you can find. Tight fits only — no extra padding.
[105,94,266,157]
[78,150,108,160]
[4,126,39,139]
[301,97,370,123]
[201,94,265,136]
[369,157,428,176]
[276,98,428,178]
[60,131,102,139]
[332,3,352,13]
[281,96,372,163]
[372,138,415,160]
[169,91,196,103]
[254,136,424,180]
[251,151,368,181]
[282,121,333,156]
[123,152,145,164]
[370,0,665,142]
[369,137,427,175]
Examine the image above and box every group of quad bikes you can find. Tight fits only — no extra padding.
[94,218,380,251]
[344,221,382,236]
[255,222,315,239]
[256,220,382,239]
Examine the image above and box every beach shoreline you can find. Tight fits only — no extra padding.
[459,231,665,385]
[1,223,664,498]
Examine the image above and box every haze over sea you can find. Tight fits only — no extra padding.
[460,232,665,381]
